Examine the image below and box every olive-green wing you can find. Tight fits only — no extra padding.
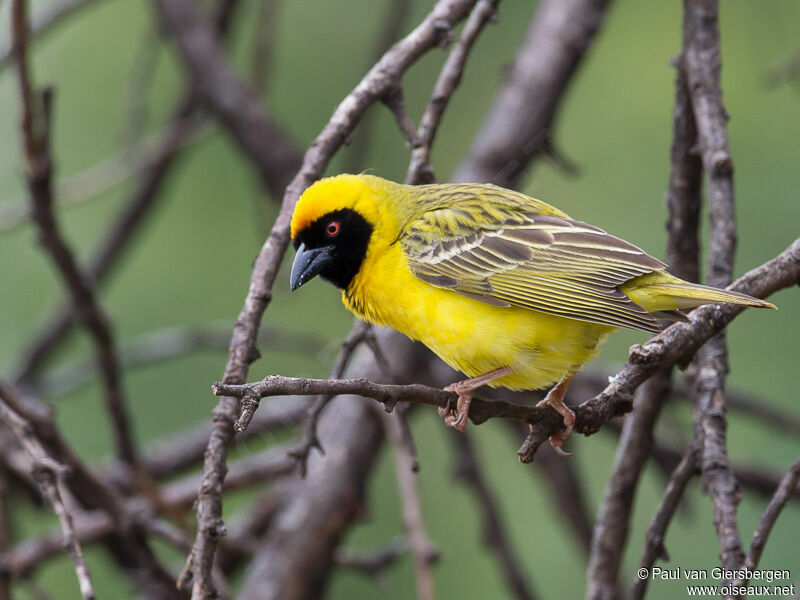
[401,207,666,333]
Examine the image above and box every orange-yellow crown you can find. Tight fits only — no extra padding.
[290,174,400,240]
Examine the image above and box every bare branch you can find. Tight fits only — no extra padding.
[742,455,800,575]
[344,0,412,172]
[453,430,537,600]
[532,236,799,463]
[32,322,325,398]
[586,54,703,594]
[13,0,139,476]
[684,0,744,575]
[161,447,295,509]
[154,0,301,199]
[237,335,397,600]
[383,411,440,600]
[333,538,409,578]
[453,0,611,186]
[587,372,672,600]
[108,396,309,486]
[287,320,373,474]
[630,442,699,600]
[0,447,292,581]
[665,61,703,284]
[11,0,258,385]
[406,0,500,184]
[215,238,798,467]
[177,2,479,594]
[0,386,95,599]
[0,0,106,73]
[0,381,178,596]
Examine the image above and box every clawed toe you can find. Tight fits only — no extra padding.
[439,367,513,433]
[549,430,573,457]
[440,392,471,431]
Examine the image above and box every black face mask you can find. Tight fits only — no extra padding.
[291,208,373,291]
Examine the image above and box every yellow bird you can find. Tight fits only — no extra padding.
[289,174,774,452]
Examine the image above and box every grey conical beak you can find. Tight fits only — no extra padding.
[290,243,336,291]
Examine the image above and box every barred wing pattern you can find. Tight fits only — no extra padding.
[402,207,666,333]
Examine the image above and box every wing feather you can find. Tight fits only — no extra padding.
[402,201,665,333]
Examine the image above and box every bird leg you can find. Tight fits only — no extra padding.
[535,373,576,457]
[438,367,513,432]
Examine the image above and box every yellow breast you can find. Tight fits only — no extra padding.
[343,242,616,391]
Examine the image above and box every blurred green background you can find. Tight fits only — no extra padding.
[0,0,798,598]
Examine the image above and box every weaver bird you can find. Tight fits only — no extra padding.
[289,174,774,453]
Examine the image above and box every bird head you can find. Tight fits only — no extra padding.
[289,174,402,291]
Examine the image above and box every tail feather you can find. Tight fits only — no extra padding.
[624,275,777,313]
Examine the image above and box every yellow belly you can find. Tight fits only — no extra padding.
[343,243,617,391]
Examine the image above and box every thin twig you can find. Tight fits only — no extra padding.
[333,537,409,578]
[250,0,281,95]
[0,447,293,580]
[286,319,372,474]
[121,26,162,150]
[0,389,95,599]
[630,442,699,600]
[453,430,537,600]
[407,0,499,184]
[0,0,106,72]
[13,0,138,471]
[345,0,412,172]
[176,2,479,595]
[213,237,799,458]
[0,380,177,595]
[11,0,259,386]
[0,116,209,234]
[32,322,325,398]
[741,455,800,576]
[604,422,800,504]
[383,411,440,600]
[453,0,611,186]
[106,396,309,486]
[684,0,744,575]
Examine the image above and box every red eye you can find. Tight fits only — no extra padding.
[326,221,340,236]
